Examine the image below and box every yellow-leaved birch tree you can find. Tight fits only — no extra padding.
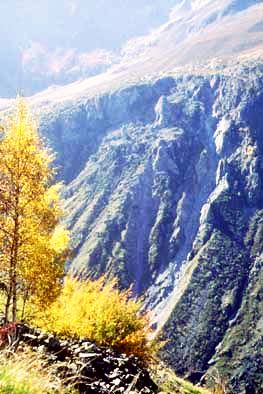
[0,97,69,323]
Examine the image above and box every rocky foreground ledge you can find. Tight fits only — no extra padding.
[13,324,158,394]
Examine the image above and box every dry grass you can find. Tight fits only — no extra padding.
[0,349,76,394]
[151,363,211,394]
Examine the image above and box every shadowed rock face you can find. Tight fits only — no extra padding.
[38,61,263,393]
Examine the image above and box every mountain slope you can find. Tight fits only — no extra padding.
[120,0,263,70]
[28,60,262,392]
[0,1,263,392]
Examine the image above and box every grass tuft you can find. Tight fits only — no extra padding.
[0,349,75,394]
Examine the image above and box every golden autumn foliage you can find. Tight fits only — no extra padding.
[34,276,154,362]
[0,97,69,322]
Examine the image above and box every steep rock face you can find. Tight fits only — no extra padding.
[158,67,263,393]
[37,61,263,392]
[205,208,263,392]
[39,77,175,183]
[58,76,216,297]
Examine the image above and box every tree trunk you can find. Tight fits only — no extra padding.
[21,288,29,321]
[4,261,14,323]
[12,271,17,322]
[4,291,11,323]
[10,212,19,323]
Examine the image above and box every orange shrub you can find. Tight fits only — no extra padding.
[33,276,154,362]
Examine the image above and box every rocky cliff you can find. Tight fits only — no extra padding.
[34,59,263,393]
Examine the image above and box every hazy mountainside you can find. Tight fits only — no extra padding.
[2,0,263,98]
[0,1,263,393]
[0,0,175,97]
[121,0,263,62]
[0,0,259,109]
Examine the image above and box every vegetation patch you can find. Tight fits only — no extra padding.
[33,276,155,362]
[0,350,74,394]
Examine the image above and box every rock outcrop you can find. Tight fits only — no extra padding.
[15,324,158,394]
